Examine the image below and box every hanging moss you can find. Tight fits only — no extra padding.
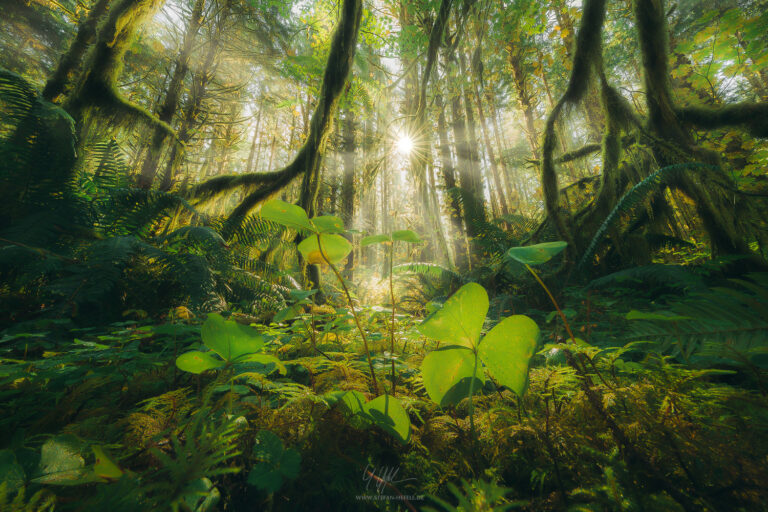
[64,0,177,142]
[194,0,363,226]
[539,0,607,250]
[675,102,768,138]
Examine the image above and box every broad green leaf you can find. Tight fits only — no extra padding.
[288,289,316,301]
[236,353,287,375]
[625,310,692,321]
[278,449,301,479]
[391,230,422,243]
[253,430,283,463]
[340,390,368,415]
[506,241,567,265]
[92,446,122,481]
[421,347,480,406]
[361,234,390,247]
[176,350,225,373]
[260,200,313,232]
[478,315,540,397]
[311,215,345,234]
[363,394,411,443]
[298,234,352,265]
[418,283,488,349]
[273,304,302,323]
[247,462,283,493]
[202,313,264,362]
[31,435,87,485]
[247,430,301,493]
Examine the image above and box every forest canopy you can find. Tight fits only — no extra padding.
[1,0,768,510]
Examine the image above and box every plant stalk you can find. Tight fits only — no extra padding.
[317,234,380,394]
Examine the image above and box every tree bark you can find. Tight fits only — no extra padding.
[194,0,364,227]
[136,0,207,189]
[43,0,112,103]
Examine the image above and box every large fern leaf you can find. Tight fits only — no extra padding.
[579,162,718,269]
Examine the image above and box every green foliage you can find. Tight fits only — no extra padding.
[626,272,768,364]
[247,430,301,493]
[579,163,719,269]
[339,391,411,443]
[176,313,283,374]
[424,479,519,512]
[506,242,567,266]
[419,282,541,432]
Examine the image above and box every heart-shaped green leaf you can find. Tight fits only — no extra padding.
[311,215,345,234]
[478,315,540,397]
[363,394,411,443]
[421,347,480,406]
[361,234,391,247]
[418,282,488,349]
[298,234,352,265]
[175,350,225,374]
[260,200,314,232]
[391,230,422,243]
[506,241,567,265]
[202,313,264,362]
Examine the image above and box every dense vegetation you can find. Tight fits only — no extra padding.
[1,0,767,510]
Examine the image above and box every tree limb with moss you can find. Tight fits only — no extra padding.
[192,0,363,227]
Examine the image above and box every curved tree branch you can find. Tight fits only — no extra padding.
[193,0,363,224]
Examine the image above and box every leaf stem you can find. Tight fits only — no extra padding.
[389,243,397,396]
[316,234,380,394]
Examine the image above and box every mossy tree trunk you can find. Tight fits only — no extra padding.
[64,0,174,144]
[43,0,112,103]
[193,0,363,230]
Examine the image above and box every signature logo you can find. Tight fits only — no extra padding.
[363,463,416,494]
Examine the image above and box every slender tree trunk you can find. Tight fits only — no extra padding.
[509,51,540,159]
[136,0,206,188]
[246,99,264,174]
[436,92,468,268]
[159,2,229,190]
[472,81,509,216]
[340,108,356,278]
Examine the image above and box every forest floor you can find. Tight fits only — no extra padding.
[1,267,767,512]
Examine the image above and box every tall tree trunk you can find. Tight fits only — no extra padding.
[159,1,230,191]
[43,0,112,102]
[509,51,540,159]
[246,99,264,174]
[472,81,509,216]
[634,0,755,259]
[64,0,171,140]
[340,107,356,278]
[436,92,467,268]
[194,0,364,224]
[137,0,207,188]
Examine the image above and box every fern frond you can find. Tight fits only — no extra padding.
[579,162,718,269]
